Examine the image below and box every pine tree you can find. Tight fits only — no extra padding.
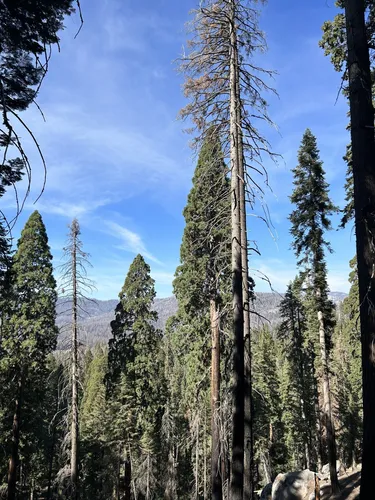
[332,257,362,468]
[162,316,199,500]
[0,211,57,500]
[173,128,230,500]
[277,278,317,469]
[80,346,117,499]
[252,327,286,485]
[289,129,339,492]
[106,254,163,500]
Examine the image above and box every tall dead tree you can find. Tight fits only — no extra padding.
[343,0,375,496]
[229,4,245,497]
[236,55,255,500]
[180,1,275,498]
[71,220,79,498]
[60,219,94,499]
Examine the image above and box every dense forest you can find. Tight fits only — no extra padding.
[0,0,374,499]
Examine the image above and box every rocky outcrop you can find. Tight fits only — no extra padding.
[272,469,319,500]
[320,460,345,480]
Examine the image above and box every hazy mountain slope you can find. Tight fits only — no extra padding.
[56,292,347,347]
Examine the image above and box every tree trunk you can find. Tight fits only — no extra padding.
[129,447,138,500]
[344,1,375,496]
[296,307,311,470]
[7,377,22,500]
[229,1,245,498]
[315,386,323,472]
[71,228,79,499]
[30,479,34,500]
[196,418,200,500]
[235,40,254,500]
[204,407,207,500]
[238,113,254,500]
[146,453,150,500]
[318,310,339,493]
[260,453,272,485]
[210,300,222,500]
[46,421,57,500]
[124,449,131,500]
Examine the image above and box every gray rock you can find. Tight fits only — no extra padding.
[272,469,319,500]
[321,460,345,478]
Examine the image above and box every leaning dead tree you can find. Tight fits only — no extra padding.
[343,0,375,496]
[59,219,94,499]
[180,1,275,498]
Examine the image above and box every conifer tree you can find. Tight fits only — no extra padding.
[0,211,57,500]
[80,346,116,499]
[60,218,94,499]
[252,327,286,485]
[332,257,362,468]
[277,278,317,469]
[289,129,339,492]
[173,128,230,500]
[180,2,275,494]
[106,254,163,500]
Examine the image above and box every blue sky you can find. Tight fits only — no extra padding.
[4,0,355,299]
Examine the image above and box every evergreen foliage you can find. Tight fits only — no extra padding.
[0,211,57,496]
[1,210,58,374]
[252,326,286,484]
[332,257,362,468]
[80,345,116,499]
[277,278,317,470]
[320,0,375,228]
[0,3,370,498]
[165,130,231,498]
[174,127,230,313]
[106,254,164,499]
[289,129,339,490]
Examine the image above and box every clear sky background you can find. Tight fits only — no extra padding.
[4,0,355,299]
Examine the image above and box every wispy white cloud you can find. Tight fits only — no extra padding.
[33,198,110,219]
[105,221,162,265]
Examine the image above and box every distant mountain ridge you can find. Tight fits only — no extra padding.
[56,292,347,347]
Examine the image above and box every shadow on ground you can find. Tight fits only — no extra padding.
[320,471,360,500]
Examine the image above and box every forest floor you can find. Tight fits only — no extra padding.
[320,468,360,499]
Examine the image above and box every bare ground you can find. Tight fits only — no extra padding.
[320,469,360,500]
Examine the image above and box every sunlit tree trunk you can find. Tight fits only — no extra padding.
[317,308,339,493]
